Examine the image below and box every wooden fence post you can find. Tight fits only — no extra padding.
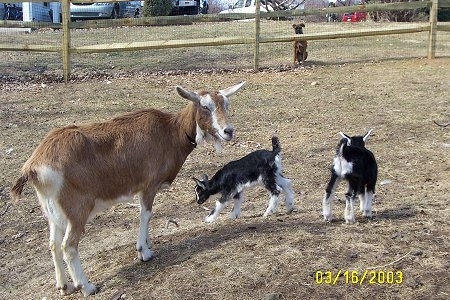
[61,0,71,82]
[254,0,261,71]
[428,0,438,59]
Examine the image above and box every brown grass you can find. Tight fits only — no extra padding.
[1,20,449,81]
[0,58,449,299]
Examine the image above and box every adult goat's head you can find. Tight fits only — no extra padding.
[176,81,245,151]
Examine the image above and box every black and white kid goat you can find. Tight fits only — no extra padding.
[193,136,295,223]
[322,129,378,224]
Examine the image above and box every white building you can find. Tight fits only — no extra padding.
[2,2,61,22]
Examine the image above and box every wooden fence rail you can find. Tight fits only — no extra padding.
[0,0,448,81]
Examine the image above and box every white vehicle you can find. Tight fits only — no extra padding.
[219,0,272,14]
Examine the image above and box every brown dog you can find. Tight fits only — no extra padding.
[292,23,308,65]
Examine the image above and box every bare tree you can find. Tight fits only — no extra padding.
[262,0,307,11]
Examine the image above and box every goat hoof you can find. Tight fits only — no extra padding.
[204,215,216,223]
[81,283,97,297]
[138,248,154,262]
[363,211,372,218]
[323,214,332,221]
[229,214,239,220]
[59,283,76,295]
[286,207,295,214]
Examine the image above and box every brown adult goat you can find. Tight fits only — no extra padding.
[10,82,245,296]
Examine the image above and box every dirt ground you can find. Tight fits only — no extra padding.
[0,58,449,300]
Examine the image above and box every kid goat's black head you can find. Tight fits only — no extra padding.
[338,129,373,149]
[193,174,209,204]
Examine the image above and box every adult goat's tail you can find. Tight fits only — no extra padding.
[10,175,29,201]
[272,136,281,156]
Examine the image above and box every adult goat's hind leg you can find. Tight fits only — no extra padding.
[62,222,97,296]
[49,219,75,295]
[37,188,75,295]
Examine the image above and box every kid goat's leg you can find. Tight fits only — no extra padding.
[362,189,374,218]
[323,172,341,221]
[276,174,295,213]
[344,190,356,224]
[137,190,157,262]
[263,180,281,217]
[358,193,365,212]
[229,192,243,219]
[205,194,229,223]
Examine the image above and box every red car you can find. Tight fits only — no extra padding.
[342,11,367,22]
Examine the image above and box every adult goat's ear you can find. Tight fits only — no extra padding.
[339,132,352,146]
[363,129,374,143]
[176,86,200,103]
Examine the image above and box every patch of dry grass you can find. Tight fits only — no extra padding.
[1,21,449,81]
[0,58,449,299]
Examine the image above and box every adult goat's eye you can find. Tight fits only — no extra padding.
[201,105,210,111]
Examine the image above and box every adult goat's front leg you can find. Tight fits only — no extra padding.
[136,191,156,262]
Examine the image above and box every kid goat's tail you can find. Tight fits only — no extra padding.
[271,136,281,156]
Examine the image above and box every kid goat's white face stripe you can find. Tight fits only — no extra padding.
[195,187,200,201]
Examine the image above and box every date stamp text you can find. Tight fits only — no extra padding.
[315,270,403,285]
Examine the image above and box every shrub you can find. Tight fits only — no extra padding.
[143,0,173,17]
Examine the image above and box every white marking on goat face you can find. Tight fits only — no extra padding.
[196,92,233,148]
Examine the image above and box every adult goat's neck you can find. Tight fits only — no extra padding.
[175,102,198,151]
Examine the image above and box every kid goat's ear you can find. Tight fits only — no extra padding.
[192,177,206,189]
[339,132,352,146]
[363,129,374,143]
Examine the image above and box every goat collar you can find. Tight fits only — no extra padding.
[185,132,197,148]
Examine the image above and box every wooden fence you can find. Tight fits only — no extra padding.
[1,0,449,82]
